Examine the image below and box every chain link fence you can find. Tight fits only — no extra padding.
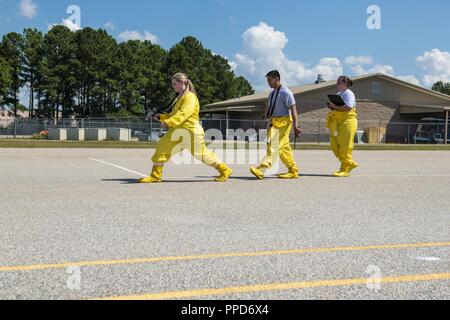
[0,117,449,144]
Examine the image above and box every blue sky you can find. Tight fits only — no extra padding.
[1,0,450,90]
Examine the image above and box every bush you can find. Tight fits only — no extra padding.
[31,130,48,140]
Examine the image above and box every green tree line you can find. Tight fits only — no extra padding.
[432,81,450,96]
[0,26,254,119]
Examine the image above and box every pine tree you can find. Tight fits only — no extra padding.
[432,81,450,96]
[41,26,77,119]
[0,57,12,110]
[22,28,44,118]
[1,27,254,119]
[138,41,171,116]
[1,32,25,117]
[166,36,253,107]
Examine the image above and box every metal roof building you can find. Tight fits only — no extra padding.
[201,73,450,144]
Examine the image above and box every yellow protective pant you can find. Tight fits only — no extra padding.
[260,116,298,170]
[326,109,358,166]
[151,123,220,166]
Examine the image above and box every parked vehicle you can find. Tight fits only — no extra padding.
[412,118,449,144]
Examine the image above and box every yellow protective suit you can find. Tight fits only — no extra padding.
[151,92,218,164]
[258,116,298,173]
[326,109,358,174]
[145,92,231,182]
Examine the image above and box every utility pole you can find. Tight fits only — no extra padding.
[445,107,449,145]
[13,115,16,139]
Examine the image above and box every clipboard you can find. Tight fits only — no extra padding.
[327,95,346,106]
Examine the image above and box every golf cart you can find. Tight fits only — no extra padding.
[412,118,448,144]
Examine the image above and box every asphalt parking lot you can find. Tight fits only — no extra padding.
[0,148,449,300]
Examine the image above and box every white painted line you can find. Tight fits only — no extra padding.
[88,158,147,177]
[415,257,442,262]
[299,174,450,178]
[88,158,213,181]
[354,175,450,178]
[87,159,450,180]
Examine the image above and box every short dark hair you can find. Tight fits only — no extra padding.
[337,76,354,88]
[266,70,281,80]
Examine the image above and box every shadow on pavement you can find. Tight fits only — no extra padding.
[102,173,335,184]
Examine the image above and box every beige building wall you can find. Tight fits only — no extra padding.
[202,75,450,142]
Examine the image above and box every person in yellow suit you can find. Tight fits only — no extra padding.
[326,76,359,177]
[250,70,302,180]
[138,73,232,183]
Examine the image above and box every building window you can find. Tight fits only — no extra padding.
[371,82,381,93]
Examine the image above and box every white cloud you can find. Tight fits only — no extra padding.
[345,55,393,76]
[117,30,159,44]
[344,55,421,86]
[313,57,343,82]
[104,21,115,31]
[367,64,395,76]
[344,55,373,75]
[344,55,373,66]
[19,0,37,19]
[232,22,427,90]
[232,22,343,89]
[235,53,257,76]
[345,48,450,87]
[213,52,238,72]
[48,19,81,32]
[396,75,421,86]
[62,19,81,32]
[228,61,237,72]
[416,49,450,86]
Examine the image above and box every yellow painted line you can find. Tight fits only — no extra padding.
[1,241,449,273]
[95,273,450,300]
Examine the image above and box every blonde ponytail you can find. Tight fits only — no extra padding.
[186,79,196,95]
[172,73,197,95]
